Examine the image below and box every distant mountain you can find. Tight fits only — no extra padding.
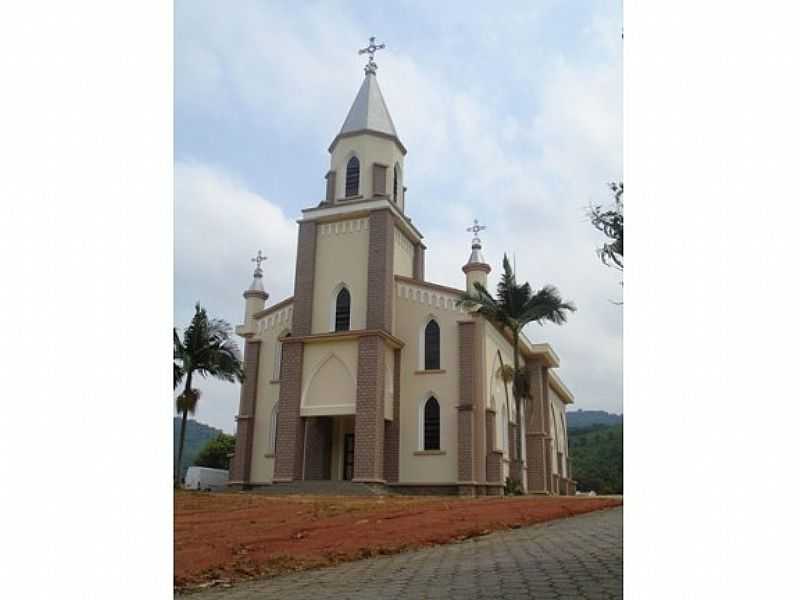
[569,423,623,494]
[173,417,223,480]
[566,409,622,431]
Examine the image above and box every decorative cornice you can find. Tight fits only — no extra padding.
[461,262,491,274]
[253,296,294,319]
[300,198,424,243]
[328,128,407,155]
[281,328,405,349]
[243,289,269,300]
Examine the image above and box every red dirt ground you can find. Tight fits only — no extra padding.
[174,491,622,591]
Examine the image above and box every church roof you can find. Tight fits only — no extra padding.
[330,73,405,153]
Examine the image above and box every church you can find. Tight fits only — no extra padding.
[228,40,576,496]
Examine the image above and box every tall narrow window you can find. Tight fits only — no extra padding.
[345,156,360,197]
[424,397,440,450]
[424,320,440,370]
[334,287,351,331]
[393,164,400,202]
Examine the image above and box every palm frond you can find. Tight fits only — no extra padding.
[174,362,184,390]
[519,285,577,327]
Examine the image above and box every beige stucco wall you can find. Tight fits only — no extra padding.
[330,134,405,207]
[248,303,294,484]
[301,339,359,416]
[394,281,469,483]
[393,227,414,278]
[311,219,370,335]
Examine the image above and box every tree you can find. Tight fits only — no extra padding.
[589,181,623,270]
[173,304,244,486]
[193,433,237,470]
[457,255,575,488]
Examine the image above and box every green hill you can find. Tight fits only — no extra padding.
[568,423,623,494]
[566,409,622,430]
[173,417,223,480]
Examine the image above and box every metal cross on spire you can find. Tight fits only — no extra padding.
[251,250,267,274]
[358,36,386,75]
[467,219,487,245]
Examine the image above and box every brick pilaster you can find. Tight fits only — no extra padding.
[545,439,554,494]
[353,335,386,483]
[229,340,261,484]
[383,348,401,482]
[366,209,394,332]
[292,221,317,336]
[457,321,476,484]
[485,409,502,485]
[273,339,305,482]
[413,244,425,281]
[524,362,550,494]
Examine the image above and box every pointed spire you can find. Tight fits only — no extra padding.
[328,37,405,154]
[338,73,398,138]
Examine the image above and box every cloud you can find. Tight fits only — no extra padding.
[174,161,297,430]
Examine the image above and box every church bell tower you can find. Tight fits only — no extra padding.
[324,37,407,212]
[271,37,425,487]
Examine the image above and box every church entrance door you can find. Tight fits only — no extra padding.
[343,433,355,480]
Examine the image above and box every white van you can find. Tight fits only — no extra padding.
[183,466,229,491]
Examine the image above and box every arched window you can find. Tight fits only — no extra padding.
[345,156,360,197]
[424,320,440,370]
[334,287,351,331]
[393,163,400,202]
[423,397,440,450]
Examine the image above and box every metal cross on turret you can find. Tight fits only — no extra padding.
[467,219,487,246]
[358,36,386,75]
[251,250,267,274]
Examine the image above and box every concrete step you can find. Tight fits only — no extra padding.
[245,480,390,496]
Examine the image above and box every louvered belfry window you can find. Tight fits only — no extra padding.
[424,397,440,450]
[335,288,351,331]
[424,320,440,370]
[345,156,360,197]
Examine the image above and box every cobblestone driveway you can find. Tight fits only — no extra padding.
[183,506,622,600]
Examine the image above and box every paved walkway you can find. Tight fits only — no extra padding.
[182,507,623,600]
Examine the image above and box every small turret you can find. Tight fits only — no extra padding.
[242,250,269,335]
[462,219,491,293]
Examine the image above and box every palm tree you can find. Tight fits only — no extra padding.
[173,303,244,486]
[458,255,575,488]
